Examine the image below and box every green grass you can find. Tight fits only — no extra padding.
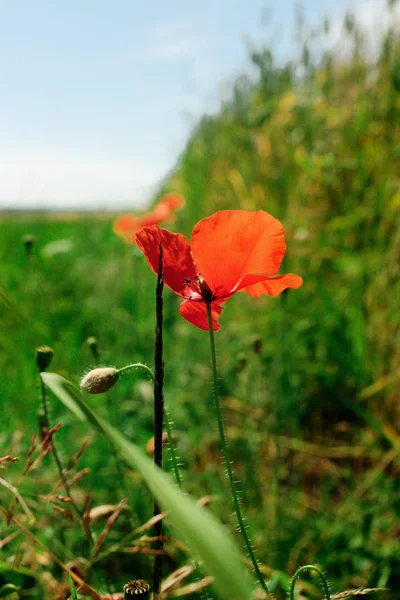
[1,9,400,600]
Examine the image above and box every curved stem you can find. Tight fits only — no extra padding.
[117,363,155,380]
[206,302,269,596]
[290,565,331,600]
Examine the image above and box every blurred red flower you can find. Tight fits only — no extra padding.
[136,209,302,331]
[113,193,185,244]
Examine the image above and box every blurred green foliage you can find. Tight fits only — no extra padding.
[1,9,400,600]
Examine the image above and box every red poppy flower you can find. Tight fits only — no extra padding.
[113,193,185,244]
[136,210,303,331]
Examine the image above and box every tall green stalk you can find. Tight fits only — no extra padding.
[206,302,269,596]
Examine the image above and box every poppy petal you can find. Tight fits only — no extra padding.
[232,272,277,293]
[140,207,169,226]
[179,300,223,331]
[160,193,185,210]
[136,225,197,296]
[191,210,287,299]
[113,215,139,235]
[149,194,185,224]
[243,274,303,298]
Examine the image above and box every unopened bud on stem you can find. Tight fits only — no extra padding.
[23,234,35,258]
[86,336,98,351]
[86,336,100,364]
[80,367,119,394]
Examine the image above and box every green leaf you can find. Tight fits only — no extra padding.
[42,373,255,600]
[68,575,79,600]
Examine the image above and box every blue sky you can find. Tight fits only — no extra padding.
[0,0,389,209]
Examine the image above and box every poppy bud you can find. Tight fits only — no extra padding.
[123,579,150,599]
[80,367,119,394]
[86,336,100,363]
[252,336,263,354]
[36,346,54,372]
[23,234,35,257]
[86,336,98,350]
[235,353,247,373]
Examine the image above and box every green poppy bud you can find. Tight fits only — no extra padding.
[80,367,119,394]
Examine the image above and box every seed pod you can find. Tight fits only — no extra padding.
[86,336,98,347]
[235,352,247,373]
[36,346,54,372]
[123,579,150,599]
[80,367,119,394]
[252,336,262,354]
[86,336,100,363]
[23,234,35,258]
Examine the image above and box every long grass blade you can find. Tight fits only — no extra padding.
[42,372,256,600]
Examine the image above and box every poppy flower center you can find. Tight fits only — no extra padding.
[182,274,214,302]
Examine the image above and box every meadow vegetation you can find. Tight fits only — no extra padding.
[1,8,400,600]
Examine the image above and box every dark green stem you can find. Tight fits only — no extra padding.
[290,565,331,600]
[152,244,164,600]
[38,373,92,544]
[88,339,100,366]
[39,376,75,507]
[206,302,269,596]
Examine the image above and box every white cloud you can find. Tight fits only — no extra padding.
[325,0,400,58]
[128,15,205,63]
[0,149,167,210]
[149,17,197,39]
[135,38,199,62]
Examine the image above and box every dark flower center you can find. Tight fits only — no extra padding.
[182,273,214,302]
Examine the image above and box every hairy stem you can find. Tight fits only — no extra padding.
[164,409,182,488]
[116,364,182,488]
[206,302,269,596]
[290,565,331,600]
[117,363,155,379]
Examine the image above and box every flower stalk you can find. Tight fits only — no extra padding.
[152,244,165,600]
[205,302,269,596]
[36,347,92,545]
[117,363,155,379]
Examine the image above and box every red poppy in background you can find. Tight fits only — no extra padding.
[136,210,303,331]
[113,193,185,244]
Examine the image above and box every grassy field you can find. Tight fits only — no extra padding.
[1,11,400,600]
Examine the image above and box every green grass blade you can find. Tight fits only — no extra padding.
[42,372,256,600]
[68,575,79,600]
[0,584,20,598]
